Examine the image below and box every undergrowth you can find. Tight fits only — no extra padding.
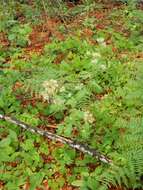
[0,1,143,190]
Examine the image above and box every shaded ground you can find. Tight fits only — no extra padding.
[0,1,143,190]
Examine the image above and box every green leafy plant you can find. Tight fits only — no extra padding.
[8,24,32,47]
[1,1,143,190]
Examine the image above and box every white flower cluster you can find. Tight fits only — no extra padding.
[100,64,107,71]
[87,51,107,71]
[59,86,65,93]
[53,97,65,105]
[75,83,84,90]
[84,111,95,124]
[41,91,50,101]
[96,37,106,47]
[87,51,102,65]
[42,79,58,94]
[91,52,101,64]
[41,79,59,101]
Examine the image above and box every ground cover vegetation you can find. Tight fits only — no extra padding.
[0,0,143,189]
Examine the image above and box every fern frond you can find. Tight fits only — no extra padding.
[98,119,143,189]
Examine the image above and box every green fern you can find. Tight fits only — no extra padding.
[98,119,143,190]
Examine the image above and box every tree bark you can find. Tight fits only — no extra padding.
[0,113,112,164]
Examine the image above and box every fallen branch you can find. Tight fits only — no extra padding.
[0,113,112,164]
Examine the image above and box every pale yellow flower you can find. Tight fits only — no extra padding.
[42,79,59,95]
[41,91,50,101]
[53,97,64,105]
[59,86,66,93]
[84,111,95,124]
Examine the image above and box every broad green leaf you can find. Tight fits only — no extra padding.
[71,180,83,187]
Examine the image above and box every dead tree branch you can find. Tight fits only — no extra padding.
[0,113,112,164]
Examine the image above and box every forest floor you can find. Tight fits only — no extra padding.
[0,1,143,190]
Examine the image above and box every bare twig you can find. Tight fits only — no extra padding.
[0,113,112,164]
